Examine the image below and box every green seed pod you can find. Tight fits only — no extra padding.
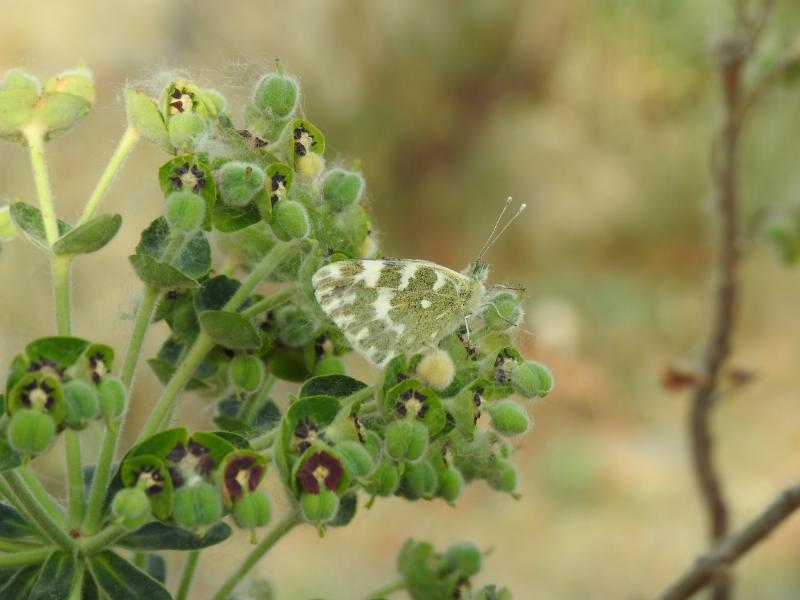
[300,489,339,524]
[253,73,299,118]
[437,465,464,504]
[322,169,364,210]
[385,419,428,463]
[483,292,523,332]
[7,409,56,455]
[271,200,310,241]
[3,69,41,93]
[168,111,206,152]
[229,355,265,393]
[313,355,345,376]
[63,379,99,430]
[172,482,223,530]
[98,377,127,419]
[487,458,519,494]
[336,440,374,478]
[0,80,37,141]
[443,542,482,577]
[487,400,530,436]
[511,361,554,398]
[218,161,266,207]
[364,461,400,497]
[125,89,170,150]
[233,490,272,529]
[112,488,151,531]
[165,191,206,232]
[402,459,438,499]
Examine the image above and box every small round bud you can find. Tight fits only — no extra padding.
[297,153,325,178]
[402,459,438,498]
[98,377,127,419]
[443,542,482,577]
[483,292,523,332]
[165,191,206,232]
[314,356,346,376]
[253,73,299,118]
[43,67,95,104]
[233,490,272,529]
[385,419,428,463]
[218,161,266,207]
[322,169,364,210]
[168,111,206,151]
[7,409,56,455]
[300,489,339,524]
[112,488,151,531]
[437,466,464,504]
[487,400,530,436]
[487,458,519,494]
[172,482,223,530]
[271,200,310,241]
[364,461,400,497]
[336,441,374,478]
[415,350,455,391]
[63,379,99,430]
[511,361,554,398]
[229,355,265,393]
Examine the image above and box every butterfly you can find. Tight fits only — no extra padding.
[311,198,525,366]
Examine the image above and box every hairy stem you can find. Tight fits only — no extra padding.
[67,561,85,600]
[81,418,119,535]
[240,285,296,319]
[18,466,65,525]
[1,471,73,551]
[0,547,53,569]
[52,255,72,336]
[80,523,128,556]
[120,285,162,388]
[361,578,406,600]
[23,125,59,245]
[240,374,277,424]
[209,511,301,600]
[64,430,85,529]
[175,550,200,600]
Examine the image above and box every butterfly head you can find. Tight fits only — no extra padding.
[465,260,490,283]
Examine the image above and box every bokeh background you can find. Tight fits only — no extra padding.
[2,0,800,598]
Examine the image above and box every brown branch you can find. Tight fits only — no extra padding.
[657,482,800,600]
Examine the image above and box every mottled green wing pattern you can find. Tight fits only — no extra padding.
[312,259,480,366]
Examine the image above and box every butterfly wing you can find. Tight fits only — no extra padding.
[312,259,476,366]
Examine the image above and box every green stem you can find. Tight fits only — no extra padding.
[1,471,73,551]
[81,417,120,535]
[342,385,376,410]
[78,125,141,225]
[361,578,406,600]
[80,523,127,556]
[120,285,162,388]
[240,286,295,318]
[52,255,72,335]
[19,466,65,525]
[0,547,53,569]
[240,374,277,424]
[67,561,85,600]
[0,539,43,552]
[64,430,85,529]
[23,125,59,245]
[250,428,277,452]
[0,475,39,532]
[175,550,200,600]
[209,512,301,600]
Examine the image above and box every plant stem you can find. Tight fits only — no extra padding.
[250,428,277,451]
[0,476,40,534]
[18,466,65,525]
[342,385,376,410]
[80,523,128,556]
[0,539,42,552]
[1,471,73,551]
[67,560,85,600]
[175,550,200,600]
[81,418,119,535]
[78,125,141,225]
[240,286,295,318]
[53,255,73,335]
[240,374,277,424]
[361,578,406,600]
[0,547,53,569]
[64,430,85,529]
[209,511,301,600]
[120,285,162,388]
[23,125,59,245]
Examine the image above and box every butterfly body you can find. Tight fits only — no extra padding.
[312,259,487,366]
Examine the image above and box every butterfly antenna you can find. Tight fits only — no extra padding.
[478,201,527,261]
[477,196,514,262]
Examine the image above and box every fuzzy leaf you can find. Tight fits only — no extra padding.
[300,375,367,399]
[195,275,240,312]
[88,551,171,600]
[171,231,212,279]
[29,551,76,600]
[129,254,198,289]
[9,202,70,250]
[53,214,121,255]
[118,521,232,551]
[25,336,90,369]
[144,554,166,584]
[0,434,23,471]
[0,502,38,538]
[211,200,261,233]
[0,565,42,599]
[199,310,262,349]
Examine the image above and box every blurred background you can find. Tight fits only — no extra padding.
[2,0,800,598]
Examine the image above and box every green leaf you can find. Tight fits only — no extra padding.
[328,491,357,527]
[29,551,76,600]
[118,521,232,551]
[286,395,341,430]
[144,554,166,584]
[199,310,262,349]
[0,502,38,538]
[136,217,171,258]
[0,565,42,599]
[36,92,92,139]
[129,254,198,289]
[0,88,37,140]
[88,551,171,600]
[195,275,240,312]
[211,199,261,233]
[9,202,70,250]
[190,431,236,466]
[171,230,211,279]
[53,213,122,255]
[128,428,188,460]
[25,336,90,369]
[0,433,23,471]
[300,375,367,399]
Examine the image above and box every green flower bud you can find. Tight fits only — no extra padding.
[0,71,37,141]
[487,458,518,494]
[313,355,345,376]
[385,419,428,463]
[322,169,364,210]
[7,409,56,455]
[43,67,95,104]
[229,355,265,393]
[98,377,127,419]
[437,465,464,504]
[253,73,299,118]
[511,361,554,398]
[3,69,40,93]
[165,191,206,232]
[172,482,223,530]
[487,400,530,436]
[63,379,99,429]
[336,440,374,478]
[218,161,266,207]
[168,111,206,152]
[112,488,151,531]
[443,542,482,577]
[271,200,310,240]
[402,459,438,499]
[300,488,339,524]
[364,461,400,497]
[483,292,523,332]
[233,490,272,529]
[125,89,170,150]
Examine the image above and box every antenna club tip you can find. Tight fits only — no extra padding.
[520,203,528,210]
[505,196,513,203]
